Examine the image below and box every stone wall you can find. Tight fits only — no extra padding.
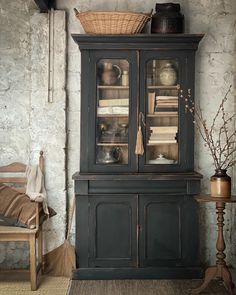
[0,0,235,268]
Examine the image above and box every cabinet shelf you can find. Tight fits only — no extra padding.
[97,143,128,146]
[147,85,179,90]
[147,112,178,117]
[97,114,129,118]
[98,85,129,90]
[147,142,177,146]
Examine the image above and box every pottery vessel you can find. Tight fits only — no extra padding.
[210,169,231,198]
[159,63,177,86]
[101,62,121,85]
[151,3,184,34]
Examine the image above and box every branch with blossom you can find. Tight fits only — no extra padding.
[185,85,236,170]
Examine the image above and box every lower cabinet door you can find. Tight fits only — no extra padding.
[139,194,184,267]
[89,194,138,267]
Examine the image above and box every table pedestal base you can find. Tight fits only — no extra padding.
[191,265,235,295]
[191,199,236,295]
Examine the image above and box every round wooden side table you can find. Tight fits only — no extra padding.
[191,194,236,295]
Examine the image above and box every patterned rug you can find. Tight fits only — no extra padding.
[68,279,230,295]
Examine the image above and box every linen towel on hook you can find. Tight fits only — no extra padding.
[26,165,49,215]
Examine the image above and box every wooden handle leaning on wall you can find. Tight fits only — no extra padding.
[39,151,44,173]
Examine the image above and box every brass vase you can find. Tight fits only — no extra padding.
[210,169,231,198]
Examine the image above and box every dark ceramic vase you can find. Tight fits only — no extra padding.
[151,3,184,34]
[210,169,231,198]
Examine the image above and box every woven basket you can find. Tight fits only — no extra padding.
[74,9,152,34]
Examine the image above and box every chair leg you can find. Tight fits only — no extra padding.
[29,234,37,291]
[38,228,43,274]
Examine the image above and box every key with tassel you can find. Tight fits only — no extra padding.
[135,112,145,155]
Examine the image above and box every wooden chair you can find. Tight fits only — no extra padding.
[0,151,44,291]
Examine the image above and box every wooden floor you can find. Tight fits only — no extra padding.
[68,279,229,295]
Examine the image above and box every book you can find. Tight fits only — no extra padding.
[99,98,129,107]
[148,139,177,144]
[150,134,176,140]
[148,92,155,114]
[156,96,178,100]
[154,108,178,112]
[155,103,178,108]
[157,103,178,108]
[152,111,178,116]
[150,126,178,133]
[155,97,178,109]
[97,106,129,115]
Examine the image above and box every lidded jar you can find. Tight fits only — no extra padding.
[151,3,184,34]
[121,70,129,86]
[159,63,177,86]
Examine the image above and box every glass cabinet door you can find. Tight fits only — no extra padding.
[96,58,130,166]
[87,51,137,173]
[144,58,180,168]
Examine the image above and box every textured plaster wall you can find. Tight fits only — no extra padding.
[0,0,235,268]
[186,0,236,267]
[0,1,66,268]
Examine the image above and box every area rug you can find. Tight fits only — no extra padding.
[0,272,69,295]
[68,279,229,295]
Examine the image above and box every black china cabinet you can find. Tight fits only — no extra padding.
[72,34,204,280]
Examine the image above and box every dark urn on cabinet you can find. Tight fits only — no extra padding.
[151,3,184,33]
[72,34,204,280]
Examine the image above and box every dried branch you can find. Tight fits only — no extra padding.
[184,85,235,170]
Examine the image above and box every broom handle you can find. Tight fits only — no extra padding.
[66,197,75,240]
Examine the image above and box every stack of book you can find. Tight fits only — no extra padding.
[155,96,178,110]
[148,126,178,144]
[99,98,129,107]
[97,98,129,115]
[97,106,129,115]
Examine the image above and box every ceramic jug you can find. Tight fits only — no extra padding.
[101,62,121,85]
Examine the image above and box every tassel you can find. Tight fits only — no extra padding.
[135,126,144,155]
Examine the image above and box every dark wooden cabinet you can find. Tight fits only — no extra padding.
[72,34,203,280]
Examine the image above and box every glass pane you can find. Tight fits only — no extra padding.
[146,59,179,165]
[96,59,129,165]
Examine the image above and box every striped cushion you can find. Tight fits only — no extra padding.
[0,185,55,228]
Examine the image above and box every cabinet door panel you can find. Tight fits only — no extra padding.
[139,195,183,267]
[89,195,137,267]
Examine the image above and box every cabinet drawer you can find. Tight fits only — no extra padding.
[89,180,187,194]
